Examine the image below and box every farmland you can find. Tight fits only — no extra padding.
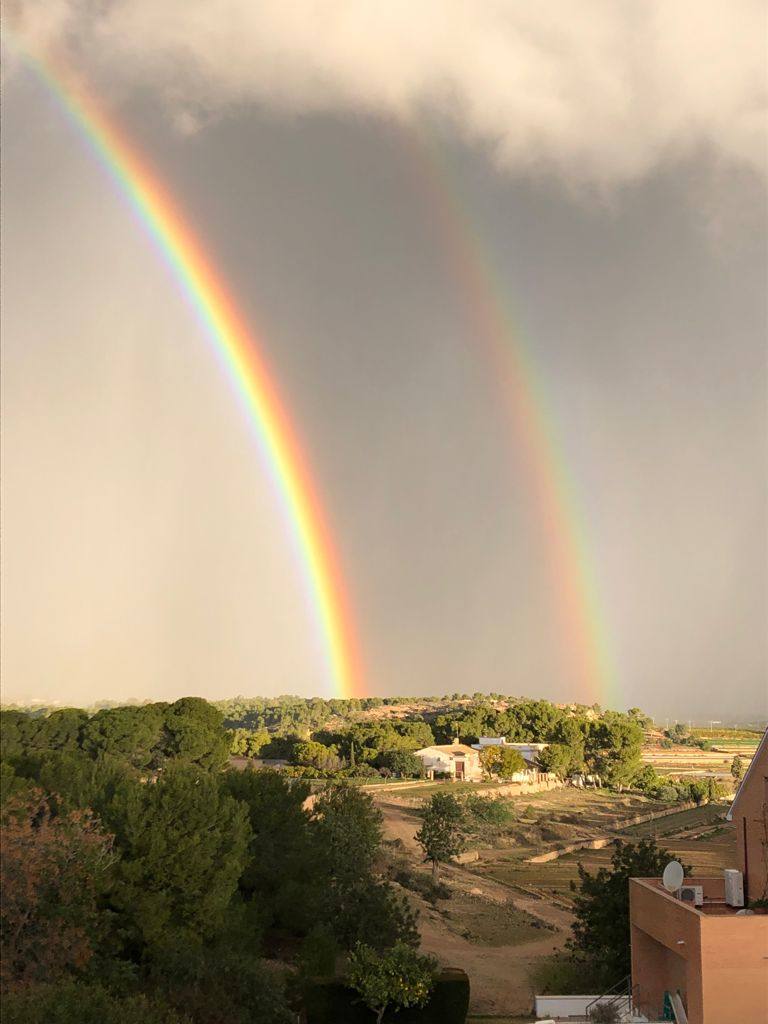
[640,727,760,779]
[455,789,735,906]
[374,784,738,1015]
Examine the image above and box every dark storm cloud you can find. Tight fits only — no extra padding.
[2,4,766,718]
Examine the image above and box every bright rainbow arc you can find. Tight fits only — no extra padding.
[410,135,616,706]
[23,52,364,699]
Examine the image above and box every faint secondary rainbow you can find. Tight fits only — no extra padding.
[18,49,364,699]
[409,134,616,706]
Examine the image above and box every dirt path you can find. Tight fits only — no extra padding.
[377,798,572,1015]
[417,902,561,1016]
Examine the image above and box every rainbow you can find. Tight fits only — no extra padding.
[16,50,364,699]
[409,134,616,705]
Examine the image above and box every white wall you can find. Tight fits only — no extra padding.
[534,994,631,1017]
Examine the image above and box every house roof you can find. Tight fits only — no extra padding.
[414,744,478,757]
[726,728,768,821]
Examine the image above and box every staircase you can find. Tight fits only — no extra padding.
[584,975,634,1021]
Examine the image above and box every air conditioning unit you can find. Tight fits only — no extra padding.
[724,869,744,907]
[679,885,704,906]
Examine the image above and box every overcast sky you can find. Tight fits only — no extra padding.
[2,2,766,718]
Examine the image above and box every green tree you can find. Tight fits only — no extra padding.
[632,764,664,796]
[33,709,89,752]
[416,793,466,883]
[731,755,744,783]
[228,727,270,757]
[104,764,251,954]
[0,762,34,812]
[293,740,343,772]
[478,744,503,778]
[347,941,436,1024]
[498,747,526,779]
[312,784,416,950]
[551,717,587,771]
[0,711,32,761]
[537,743,574,778]
[569,839,687,987]
[81,705,166,770]
[162,698,230,770]
[586,714,643,789]
[377,751,423,778]
[313,784,383,884]
[687,780,708,806]
[222,767,319,932]
[19,750,128,818]
[705,777,727,802]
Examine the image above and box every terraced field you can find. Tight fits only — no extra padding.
[466,795,736,906]
[621,802,726,838]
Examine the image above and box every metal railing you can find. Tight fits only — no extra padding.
[584,974,632,1020]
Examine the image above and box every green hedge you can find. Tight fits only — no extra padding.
[304,968,469,1024]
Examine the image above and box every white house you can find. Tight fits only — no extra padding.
[413,744,484,781]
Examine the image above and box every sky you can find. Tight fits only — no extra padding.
[2,2,766,719]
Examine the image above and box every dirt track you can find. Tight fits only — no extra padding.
[377,798,572,1016]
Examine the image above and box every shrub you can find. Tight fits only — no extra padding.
[529,954,603,995]
[1,983,182,1024]
[656,785,680,802]
[391,866,450,903]
[590,1004,620,1023]
[464,795,514,826]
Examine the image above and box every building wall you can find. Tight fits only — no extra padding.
[732,737,768,904]
[630,879,704,1022]
[630,878,768,1024]
[415,749,483,781]
[699,915,768,1023]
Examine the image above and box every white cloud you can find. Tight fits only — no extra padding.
[7,0,767,185]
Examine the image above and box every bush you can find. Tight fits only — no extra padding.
[590,1004,620,1023]
[1,982,182,1024]
[391,866,450,903]
[297,923,339,979]
[464,795,514,826]
[656,785,680,802]
[529,954,603,995]
[304,969,469,1024]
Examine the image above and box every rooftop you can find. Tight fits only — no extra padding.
[415,744,478,756]
[632,876,754,918]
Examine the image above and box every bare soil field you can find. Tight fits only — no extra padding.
[376,795,572,1016]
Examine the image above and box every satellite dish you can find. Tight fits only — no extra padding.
[662,861,684,892]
